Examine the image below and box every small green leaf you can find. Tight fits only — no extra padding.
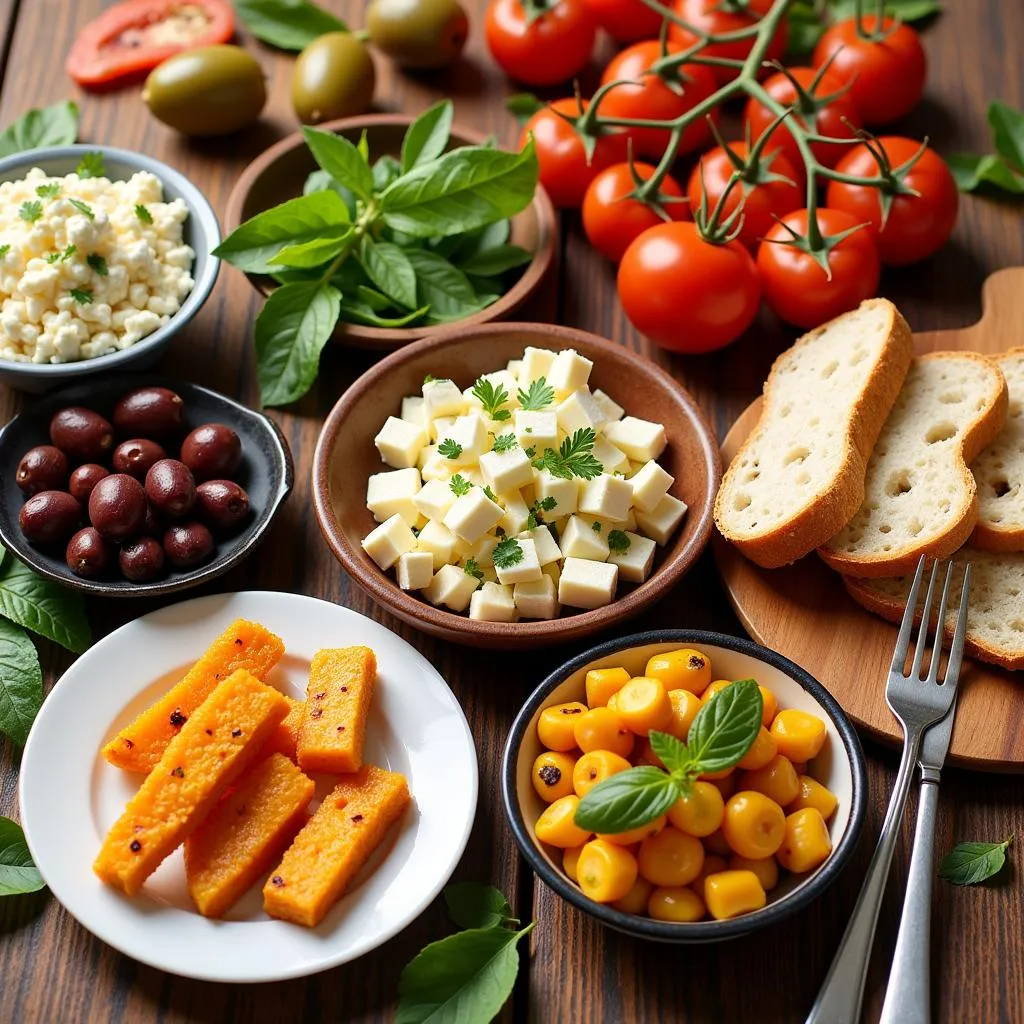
[338,302,430,328]
[444,882,515,930]
[135,203,153,224]
[18,201,41,223]
[0,618,43,747]
[0,554,90,653]
[648,730,689,774]
[359,236,418,310]
[463,559,484,582]
[988,101,1024,174]
[946,152,1024,195]
[401,100,454,174]
[686,679,763,775]
[303,169,358,216]
[492,537,523,569]
[355,285,392,311]
[269,227,353,270]
[75,151,106,179]
[302,126,374,204]
[608,529,630,553]
[405,248,485,323]
[783,1,824,58]
[532,429,602,481]
[68,198,93,219]
[35,183,60,199]
[517,377,554,411]
[372,154,403,192]
[69,287,93,304]
[458,244,533,277]
[505,93,545,125]
[574,766,681,834]
[449,474,473,496]
[939,837,1012,886]
[491,433,517,453]
[438,438,464,460]
[86,253,108,276]
[234,0,347,51]
[0,100,78,158]
[0,817,45,897]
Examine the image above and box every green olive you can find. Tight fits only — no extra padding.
[292,32,376,126]
[366,0,469,70]
[142,46,266,137]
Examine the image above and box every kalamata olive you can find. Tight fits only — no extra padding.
[66,527,112,579]
[180,423,242,481]
[292,32,375,124]
[145,459,196,518]
[19,490,81,545]
[119,537,166,582]
[113,438,167,480]
[69,464,109,504]
[88,474,147,540]
[16,445,69,496]
[195,480,250,534]
[49,407,115,462]
[162,522,214,569]
[112,387,185,438]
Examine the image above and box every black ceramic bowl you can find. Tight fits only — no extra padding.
[0,376,293,596]
[502,630,867,943]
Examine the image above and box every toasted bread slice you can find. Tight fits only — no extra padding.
[844,548,1024,670]
[714,299,914,568]
[820,352,1008,579]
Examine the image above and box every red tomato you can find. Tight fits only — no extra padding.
[687,143,803,250]
[583,162,689,263]
[520,99,629,208]
[744,67,862,171]
[599,42,718,160]
[826,138,958,266]
[668,0,786,84]
[66,0,234,89]
[485,0,597,87]
[757,208,880,328]
[618,222,761,352]
[581,0,663,41]
[813,17,926,125]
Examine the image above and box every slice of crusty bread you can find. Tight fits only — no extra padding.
[714,299,914,569]
[844,548,1024,670]
[820,352,1008,579]
[971,348,1024,552]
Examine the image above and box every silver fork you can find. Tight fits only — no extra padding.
[805,556,971,1024]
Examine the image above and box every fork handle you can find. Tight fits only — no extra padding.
[878,773,940,1024]
[805,727,923,1024]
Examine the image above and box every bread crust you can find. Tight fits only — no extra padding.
[715,299,914,569]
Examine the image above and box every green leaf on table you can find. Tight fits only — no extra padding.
[269,226,352,270]
[234,0,347,51]
[254,280,341,406]
[0,554,90,653]
[372,155,403,193]
[401,100,454,174]
[359,236,418,310]
[686,678,763,775]
[405,248,486,323]
[939,837,1012,886]
[0,100,78,158]
[396,924,533,1024]
[444,883,515,931]
[0,817,45,897]
[989,101,1024,173]
[946,152,1024,195]
[506,93,545,125]
[0,618,43,747]
[458,244,532,277]
[338,302,430,328]
[574,765,681,834]
[302,127,374,204]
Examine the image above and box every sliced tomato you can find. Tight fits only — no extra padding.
[67,0,235,90]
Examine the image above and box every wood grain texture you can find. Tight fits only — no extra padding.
[0,0,1021,1022]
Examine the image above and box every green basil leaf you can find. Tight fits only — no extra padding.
[396,924,533,1024]
[372,154,403,192]
[574,765,680,834]
[401,100,454,173]
[355,285,393,311]
[506,93,545,126]
[435,218,512,262]
[0,554,90,653]
[234,0,346,51]
[213,191,351,274]
[338,301,430,328]
[0,817,45,896]
[269,226,352,269]
[0,619,43,747]
[359,237,418,309]
[0,100,78,158]
[406,248,487,322]
[988,101,1024,174]
[829,0,940,20]
[464,277,501,307]
[648,730,691,775]
[946,152,1024,195]
[686,678,763,775]
[458,244,532,277]
[939,837,1012,886]
[255,281,341,406]
[379,140,539,239]
[444,883,515,930]
[302,127,374,204]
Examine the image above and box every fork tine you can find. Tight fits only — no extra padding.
[943,563,972,686]
[889,555,928,675]
[910,559,941,680]
[925,561,955,683]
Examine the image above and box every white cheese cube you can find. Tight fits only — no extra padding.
[420,451,452,482]
[464,370,519,413]
[592,389,625,423]
[534,469,579,518]
[495,537,542,585]
[452,536,475,560]
[396,550,435,590]
[366,468,421,526]
[506,359,523,378]
[548,348,593,396]
[401,395,428,431]
[417,443,436,470]
[499,490,530,536]
[423,378,466,419]
[514,410,558,450]
[374,415,427,469]
[635,494,688,545]
[591,435,629,475]
[555,388,606,436]
[559,557,618,610]
[416,519,458,570]
[479,446,534,494]
[608,531,656,583]
[443,488,505,543]
[361,514,417,571]
[413,477,457,522]
[607,508,638,532]
[430,415,457,443]
[630,460,675,513]
[517,525,562,566]
[469,582,518,622]
[439,414,488,466]
[560,515,610,561]
[605,416,667,462]
[423,563,479,612]
[519,346,556,386]
[578,474,633,522]
[514,575,559,619]
[470,534,500,567]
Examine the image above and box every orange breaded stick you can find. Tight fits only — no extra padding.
[94,670,290,896]
[296,647,376,775]
[264,696,304,761]
[103,619,285,773]
[263,764,410,927]
[185,753,314,918]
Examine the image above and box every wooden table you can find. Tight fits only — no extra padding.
[1,1,1022,1021]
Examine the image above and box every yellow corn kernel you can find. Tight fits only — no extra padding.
[615,676,673,736]
[573,706,634,758]
[563,843,586,882]
[585,667,630,708]
[759,685,778,726]
[790,775,839,821]
[665,689,702,741]
[537,702,589,751]
[737,727,778,771]
[611,875,655,915]
[770,709,827,763]
[667,781,724,838]
[598,814,666,847]
[573,749,632,798]
[576,839,638,903]
[728,854,779,892]
[704,870,766,920]
[645,648,712,696]
[739,754,800,807]
[637,826,705,887]
[776,808,832,873]
[648,885,705,922]
[531,750,577,803]
[722,790,786,859]
[535,794,591,848]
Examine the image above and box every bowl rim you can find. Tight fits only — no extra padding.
[0,143,221,379]
[311,321,722,646]
[222,113,558,347]
[500,628,869,942]
[0,374,294,597]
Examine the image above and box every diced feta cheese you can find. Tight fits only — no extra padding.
[560,515,611,560]
[443,488,505,543]
[440,414,488,466]
[518,346,556,386]
[506,358,523,378]
[635,494,688,544]
[413,477,457,521]
[558,557,618,609]
[479,446,534,494]
[470,534,500,567]
[555,388,606,436]
[430,415,457,443]
[423,563,479,612]
[361,514,417,570]
[518,525,562,566]
[578,474,633,522]
[469,582,518,622]
[534,469,579,518]
[514,409,558,450]
[592,389,625,423]
[499,490,530,536]
[416,519,458,570]
[608,531,656,583]
[420,451,452,482]
[495,537,542,585]
[374,415,427,469]
[591,435,629,475]
[514,575,559,619]
[604,416,667,462]
[548,348,593,396]
[396,550,435,590]
[401,395,428,431]
[366,467,421,526]
[630,460,675,513]
[423,378,466,419]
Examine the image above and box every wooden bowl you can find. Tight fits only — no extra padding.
[312,323,721,648]
[223,115,558,351]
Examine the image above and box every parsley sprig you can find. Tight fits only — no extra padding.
[44,244,75,264]
[86,253,108,276]
[69,198,94,220]
[75,152,106,179]
[492,537,523,569]
[135,203,152,224]
[532,428,603,481]
[608,529,631,553]
[517,376,554,411]
[69,287,93,304]
[491,433,517,454]
[449,474,472,496]
[18,201,41,223]
[463,559,484,581]
[438,438,463,460]
[472,377,511,422]
[0,245,10,260]
[35,183,60,199]
[526,496,557,530]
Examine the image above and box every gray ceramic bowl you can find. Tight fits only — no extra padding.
[0,144,220,392]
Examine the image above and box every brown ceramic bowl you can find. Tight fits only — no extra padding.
[312,323,721,648]
[224,114,558,351]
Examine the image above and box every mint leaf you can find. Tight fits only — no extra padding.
[517,377,554,411]
[405,248,486,323]
[0,100,78,158]
[939,837,1012,886]
[359,236,417,310]
[270,226,353,269]
[946,153,1024,195]
[302,126,374,204]
[444,883,515,930]
[989,101,1024,174]
[0,618,43,747]
[458,244,532,277]
[438,438,463,460]
[75,151,106,179]
[0,817,45,896]
[0,554,90,653]
[686,679,763,775]
[234,0,347,50]
[574,765,681,834]
[401,100,454,174]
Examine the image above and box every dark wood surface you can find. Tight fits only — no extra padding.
[0,1,1022,1022]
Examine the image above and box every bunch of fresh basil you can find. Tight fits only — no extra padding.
[214,100,539,407]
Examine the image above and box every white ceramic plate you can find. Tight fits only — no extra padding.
[19,591,477,983]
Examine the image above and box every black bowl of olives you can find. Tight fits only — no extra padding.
[0,377,293,596]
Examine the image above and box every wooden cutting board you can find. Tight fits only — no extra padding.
[715,267,1024,772]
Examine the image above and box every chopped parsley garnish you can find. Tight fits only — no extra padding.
[526,496,557,530]
[491,432,517,454]
[75,152,106,179]
[472,376,511,421]
[608,530,631,553]
[524,446,536,458]
[423,373,438,385]
[438,438,463,460]
[483,485,498,502]
[592,521,602,533]
[524,426,533,433]
[449,474,472,496]
[493,536,524,569]
[45,244,76,264]
[532,428,603,481]
[69,198,94,219]
[134,203,152,224]
[517,376,555,411]
[86,253,108,276]
[35,183,60,199]
[18,201,42,222]
[463,558,484,581]
[70,287,93,304]
[0,244,10,260]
